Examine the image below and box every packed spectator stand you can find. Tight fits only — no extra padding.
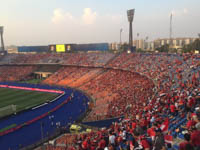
[42,53,200,150]
[0,52,199,150]
[0,66,37,81]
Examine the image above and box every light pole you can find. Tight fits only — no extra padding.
[40,122,44,140]
[40,122,45,150]
[145,36,149,50]
[169,13,173,50]
[120,28,123,49]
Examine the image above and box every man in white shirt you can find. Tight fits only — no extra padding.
[109,132,116,146]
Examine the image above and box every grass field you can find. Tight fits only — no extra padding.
[20,79,43,84]
[0,87,59,118]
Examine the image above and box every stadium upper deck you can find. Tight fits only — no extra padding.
[0,52,115,66]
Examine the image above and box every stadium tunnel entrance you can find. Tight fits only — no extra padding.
[34,71,52,79]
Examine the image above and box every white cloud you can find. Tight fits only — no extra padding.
[4,8,125,45]
[51,8,97,25]
[109,14,123,22]
[81,8,97,25]
[183,8,188,14]
[51,8,74,24]
[170,8,189,17]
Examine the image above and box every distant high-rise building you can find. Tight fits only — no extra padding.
[151,37,197,50]
[109,42,120,51]
[133,39,145,50]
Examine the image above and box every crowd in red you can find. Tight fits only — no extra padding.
[41,53,200,150]
[0,52,199,150]
[43,67,154,121]
[43,67,93,86]
[80,70,154,121]
[0,66,36,81]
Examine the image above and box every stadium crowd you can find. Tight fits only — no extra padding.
[80,70,154,121]
[41,53,200,150]
[0,52,199,150]
[43,67,154,121]
[0,53,115,66]
[0,66,36,81]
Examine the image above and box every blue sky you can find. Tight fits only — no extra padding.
[1,0,200,46]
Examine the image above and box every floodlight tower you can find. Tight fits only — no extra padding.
[127,9,135,50]
[170,14,173,46]
[120,28,123,45]
[0,26,5,51]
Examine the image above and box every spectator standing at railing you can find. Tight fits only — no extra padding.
[133,131,151,150]
[170,103,176,116]
[109,131,116,147]
[179,133,194,150]
[153,128,166,150]
[97,137,106,150]
[191,122,200,149]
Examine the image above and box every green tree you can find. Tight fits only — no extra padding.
[156,44,169,52]
[193,39,200,50]
[121,43,129,51]
[183,39,200,53]
[136,48,143,52]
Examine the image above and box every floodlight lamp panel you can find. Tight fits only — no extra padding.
[127,9,135,16]
[127,9,135,22]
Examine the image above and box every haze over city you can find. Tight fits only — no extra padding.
[1,0,200,46]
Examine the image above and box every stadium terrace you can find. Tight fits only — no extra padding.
[0,52,199,150]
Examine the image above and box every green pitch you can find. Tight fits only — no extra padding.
[0,88,59,118]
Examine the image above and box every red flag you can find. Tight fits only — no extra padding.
[130,141,134,150]
[164,135,173,145]
[160,118,169,132]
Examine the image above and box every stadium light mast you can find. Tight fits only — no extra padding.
[127,9,135,51]
[120,28,123,47]
[169,13,173,47]
[0,26,5,51]
[145,36,149,50]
